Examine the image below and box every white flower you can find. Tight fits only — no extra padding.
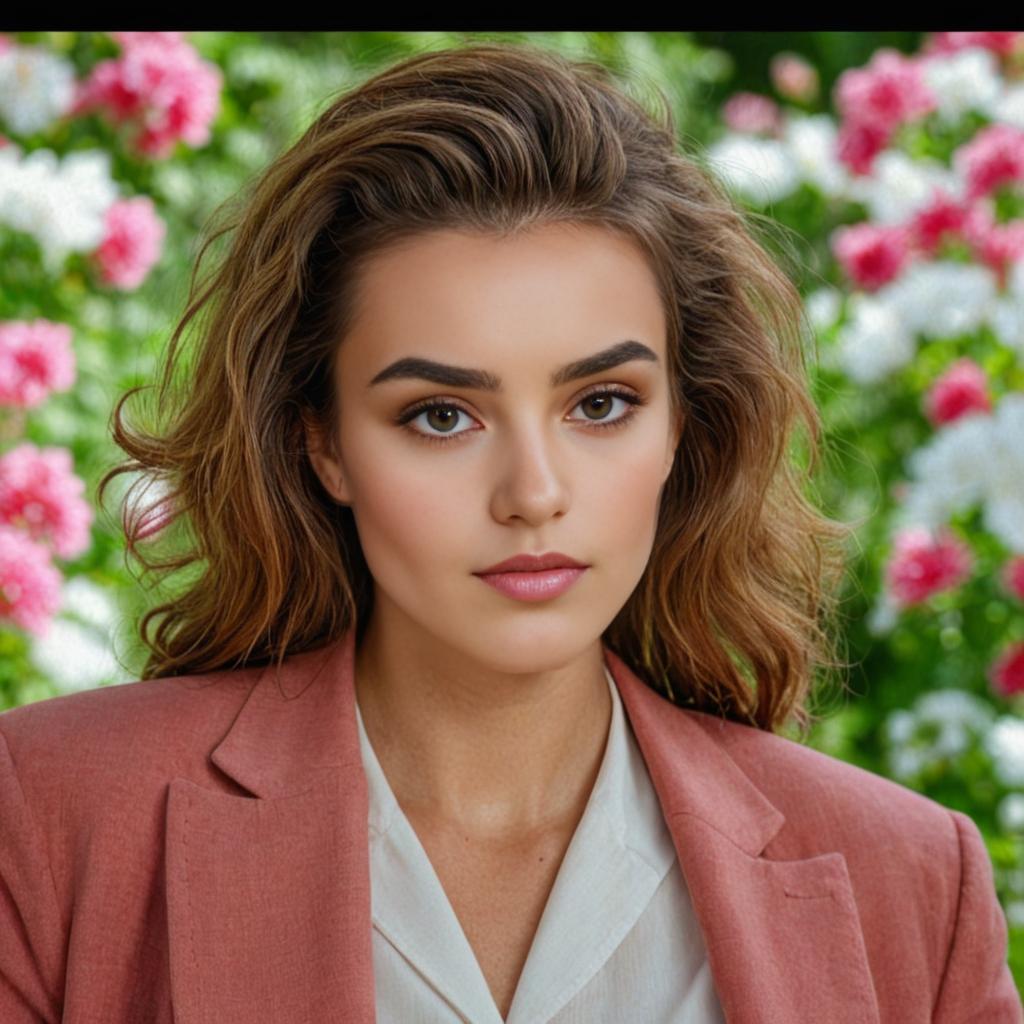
[920,47,1003,125]
[897,412,995,529]
[834,293,915,384]
[804,286,842,332]
[884,708,918,744]
[915,688,995,733]
[888,745,927,781]
[982,394,1024,552]
[988,294,1024,359]
[61,575,118,632]
[986,716,1024,788]
[844,150,961,224]
[1009,259,1024,300]
[884,689,994,782]
[986,81,1024,129]
[782,114,849,197]
[0,146,118,273]
[0,43,77,137]
[881,260,997,339]
[29,618,125,693]
[896,392,1024,553]
[985,495,1024,554]
[704,133,801,205]
[1006,900,1024,929]
[867,591,902,636]
[998,792,1024,833]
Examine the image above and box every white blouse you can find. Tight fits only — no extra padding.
[354,658,727,1024]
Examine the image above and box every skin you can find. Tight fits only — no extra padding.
[305,220,683,846]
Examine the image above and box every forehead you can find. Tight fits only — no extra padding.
[341,222,667,369]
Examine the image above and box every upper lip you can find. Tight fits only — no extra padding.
[476,551,589,574]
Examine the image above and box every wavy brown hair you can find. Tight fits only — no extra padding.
[98,40,857,738]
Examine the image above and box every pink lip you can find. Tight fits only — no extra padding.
[475,567,587,602]
[477,551,588,574]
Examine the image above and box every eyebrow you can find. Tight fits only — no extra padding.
[367,339,659,392]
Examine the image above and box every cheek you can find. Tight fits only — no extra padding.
[343,436,474,569]
[590,426,671,539]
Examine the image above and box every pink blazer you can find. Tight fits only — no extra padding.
[1,627,1019,1023]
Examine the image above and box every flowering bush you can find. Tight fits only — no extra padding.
[706,31,1024,955]
[4,27,1023,972]
[0,30,221,699]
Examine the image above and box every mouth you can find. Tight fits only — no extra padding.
[474,566,588,602]
[475,551,589,574]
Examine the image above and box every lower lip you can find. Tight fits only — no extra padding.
[474,567,588,602]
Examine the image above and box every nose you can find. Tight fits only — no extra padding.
[487,426,571,525]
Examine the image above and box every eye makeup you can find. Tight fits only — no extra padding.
[395,385,648,447]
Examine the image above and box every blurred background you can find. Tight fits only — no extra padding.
[2,30,1023,984]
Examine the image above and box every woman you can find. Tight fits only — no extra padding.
[1,41,1019,1024]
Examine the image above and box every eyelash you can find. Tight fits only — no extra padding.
[396,386,648,448]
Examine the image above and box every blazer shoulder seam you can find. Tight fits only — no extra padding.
[930,807,967,1017]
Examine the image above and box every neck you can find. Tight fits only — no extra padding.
[353,617,613,843]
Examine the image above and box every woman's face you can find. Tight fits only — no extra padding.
[307,221,682,670]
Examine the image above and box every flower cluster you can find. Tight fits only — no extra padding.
[713,32,1024,868]
[0,31,221,661]
[0,320,75,408]
[0,321,92,635]
[0,32,219,283]
[70,32,222,159]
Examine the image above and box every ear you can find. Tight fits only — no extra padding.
[302,414,353,506]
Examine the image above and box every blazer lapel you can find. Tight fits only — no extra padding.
[164,632,377,1024]
[605,646,881,1023]
[165,629,880,1024]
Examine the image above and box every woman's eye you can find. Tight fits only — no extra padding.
[570,390,644,427]
[396,388,646,447]
[403,403,475,443]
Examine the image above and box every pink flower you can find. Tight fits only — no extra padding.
[110,31,188,51]
[954,123,1024,203]
[909,188,970,255]
[0,319,76,409]
[770,52,819,104]
[923,358,993,426]
[835,49,936,133]
[0,443,93,561]
[71,32,222,160]
[926,32,1024,58]
[832,221,912,290]
[1002,556,1024,602]
[959,203,1024,286]
[92,195,166,289]
[0,523,62,636]
[989,640,1024,698]
[836,116,892,176]
[885,525,974,607]
[721,92,784,136]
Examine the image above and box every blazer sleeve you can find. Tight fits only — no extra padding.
[932,808,1023,1023]
[0,723,65,1023]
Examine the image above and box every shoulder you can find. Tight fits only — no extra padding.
[682,708,1001,1008]
[0,666,261,812]
[685,706,957,850]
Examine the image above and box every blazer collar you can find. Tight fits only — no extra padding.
[165,628,880,1023]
